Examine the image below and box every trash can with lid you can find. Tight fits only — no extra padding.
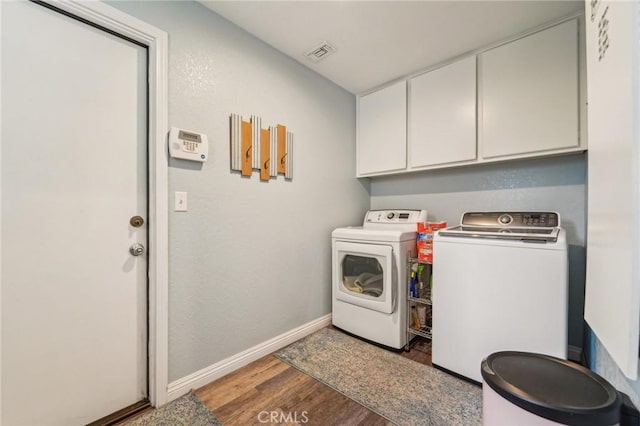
[481,351,636,426]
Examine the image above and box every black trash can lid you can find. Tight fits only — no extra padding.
[481,351,621,426]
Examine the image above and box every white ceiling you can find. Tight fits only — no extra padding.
[200,1,583,94]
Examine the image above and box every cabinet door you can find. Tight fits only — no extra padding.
[480,19,579,159]
[409,56,476,168]
[584,1,639,380]
[357,81,407,176]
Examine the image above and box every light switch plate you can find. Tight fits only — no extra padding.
[175,191,188,212]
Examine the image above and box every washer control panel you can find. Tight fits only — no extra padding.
[364,209,427,225]
[498,214,513,225]
[461,211,560,228]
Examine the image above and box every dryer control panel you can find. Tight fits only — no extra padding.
[364,209,427,225]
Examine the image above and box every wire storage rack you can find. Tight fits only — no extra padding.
[406,258,433,349]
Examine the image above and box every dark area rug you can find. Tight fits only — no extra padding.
[275,328,482,426]
[123,391,222,426]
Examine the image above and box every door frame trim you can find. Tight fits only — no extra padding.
[0,0,170,412]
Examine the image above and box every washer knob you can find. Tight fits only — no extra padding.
[498,214,512,225]
[387,212,395,220]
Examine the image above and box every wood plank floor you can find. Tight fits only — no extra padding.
[195,329,432,425]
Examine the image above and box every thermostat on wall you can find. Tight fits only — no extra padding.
[168,127,208,162]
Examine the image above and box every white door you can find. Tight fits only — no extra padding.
[1,2,148,424]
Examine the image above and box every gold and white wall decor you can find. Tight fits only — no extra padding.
[250,115,261,170]
[229,113,293,181]
[286,131,293,180]
[269,126,278,177]
[260,128,270,181]
[241,119,252,176]
[230,113,241,171]
[277,124,286,174]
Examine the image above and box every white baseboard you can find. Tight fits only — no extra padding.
[166,313,332,402]
[569,345,582,363]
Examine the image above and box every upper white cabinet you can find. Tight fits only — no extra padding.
[409,56,477,168]
[357,80,407,176]
[480,19,579,159]
[355,16,585,178]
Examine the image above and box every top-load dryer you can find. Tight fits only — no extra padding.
[331,209,427,349]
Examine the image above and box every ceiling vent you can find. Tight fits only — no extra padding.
[304,41,337,63]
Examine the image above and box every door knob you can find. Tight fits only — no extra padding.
[130,216,144,227]
[129,243,145,256]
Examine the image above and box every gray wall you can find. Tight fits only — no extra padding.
[109,1,369,382]
[107,0,589,386]
[370,153,587,349]
[593,334,640,407]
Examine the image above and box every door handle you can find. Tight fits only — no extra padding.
[130,216,144,227]
[129,243,145,256]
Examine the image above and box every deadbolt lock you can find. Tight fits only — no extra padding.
[130,216,144,227]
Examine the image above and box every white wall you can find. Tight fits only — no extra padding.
[109,1,369,382]
[370,153,587,349]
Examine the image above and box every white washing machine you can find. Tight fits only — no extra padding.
[332,209,427,349]
[432,211,568,383]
